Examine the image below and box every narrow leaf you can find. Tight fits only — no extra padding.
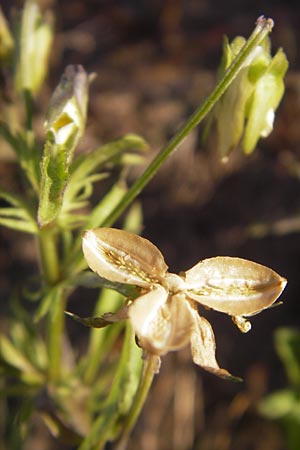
[0,217,37,233]
[65,308,128,329]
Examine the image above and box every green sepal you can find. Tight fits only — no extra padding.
[37,138,69,227]
[37,66,90,227]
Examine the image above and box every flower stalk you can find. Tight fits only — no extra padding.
[102,16,274,227]
[115,354,159,450]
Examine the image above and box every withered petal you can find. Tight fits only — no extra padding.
[82,228,168,287]
[129,289,193,355]
[184,257,286,316]
[190,309,241,381]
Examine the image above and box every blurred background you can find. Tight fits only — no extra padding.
[1,0,300,449]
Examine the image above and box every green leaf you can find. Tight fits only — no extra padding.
[0,189,37,233]
[63,181,128,275]
[0,217,36,233]
[70,271,138,298]
[33,285,64,323]
[83,288,124,384]
[275,327,300,387]
[70,134,147,180]
[60,134,146,225]
[0,124,40,191]
[0,334,43,384]
[259,389,300,419]
[0,121,19,151]
[10,321,47,372]
[65,310,126,329]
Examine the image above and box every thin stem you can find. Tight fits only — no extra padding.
[38,228,60,285]
[47,285,66,382]
[115,354,159,450]
[102,16,273,228]
[37,228,64,382]
[23,89,33,131]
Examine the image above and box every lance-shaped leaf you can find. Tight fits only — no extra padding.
[184,256,287,317]
[0,189,37,233]
[65,307,128,329]
[58,134,147,228]
[129,289,193,355]
[82,228,168,286]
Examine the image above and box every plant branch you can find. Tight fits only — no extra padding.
[101,16,274,227]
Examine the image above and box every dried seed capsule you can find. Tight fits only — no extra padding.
[82,228,168,286]
[129,288,193,355]
[184,256,286,316]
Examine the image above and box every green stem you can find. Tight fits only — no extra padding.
[38,228,60,285]
[23,88,33,131]
[37,228,64,382]
[47,285,66,382]
[102,17,273,227]
[115,354,159,450]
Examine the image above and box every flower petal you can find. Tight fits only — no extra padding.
[189,309,241,381]
[128,289,193,355]
[184,257,286,316]
[82,228,168,286]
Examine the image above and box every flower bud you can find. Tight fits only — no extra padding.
[45,65,89,157]
[15,0,53,95]
[214,35,288,157]
[0,7,14,64]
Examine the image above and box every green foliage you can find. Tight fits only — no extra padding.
[0,4,286,450]
[259,328,300,450]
